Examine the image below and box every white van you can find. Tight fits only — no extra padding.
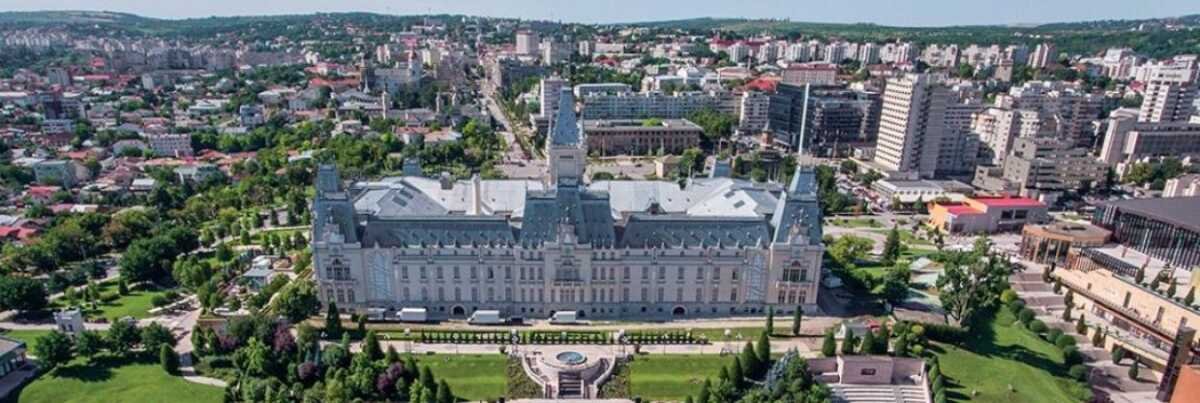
[398,308,427,323]
[549,311,579,325]
[468,310,504,325]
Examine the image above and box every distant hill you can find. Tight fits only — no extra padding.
[1,10,1196,58]
[0,10,157,25]
[630,15,1200,33]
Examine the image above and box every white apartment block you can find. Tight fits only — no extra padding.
[1138,62,1198,123]
[875,74,982,178]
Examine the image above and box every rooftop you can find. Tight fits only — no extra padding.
[944,205,984,216]
[1101,196,1200,233]
[971,195,1045,208]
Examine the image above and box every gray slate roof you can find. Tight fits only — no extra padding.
[549,88,580,146]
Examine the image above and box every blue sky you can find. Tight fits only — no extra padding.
[3,0,1197,26]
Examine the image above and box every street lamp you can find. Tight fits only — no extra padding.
[404,328,411,354]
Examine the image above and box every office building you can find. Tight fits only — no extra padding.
[578,91,735,120]
[995,138,1109,203]
[927,195,1048,234]
[1098,120,1200,166]
[582,119,703,156]
[1093,197,1200,267]
[310,89,825,320]
[768,84,881,153]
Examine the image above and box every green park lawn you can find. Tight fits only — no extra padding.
[627,354,733,401]
[932,309,1091,403]
[0,329,51,354]
[867,228,935,247]
[13,356,222,403]
[52,282,173,322]
[420,354,508,401]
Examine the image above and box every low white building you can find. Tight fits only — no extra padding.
[872,179,972,204]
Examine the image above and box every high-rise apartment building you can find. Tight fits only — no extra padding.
[515,30,540,56]
[972,108,1050,165]
[540,77,568,118]
[1029,43,1057,69]
[875,74,983,178]
[1138,63,1198,123]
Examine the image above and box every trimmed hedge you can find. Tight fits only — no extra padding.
[923,323,967,343]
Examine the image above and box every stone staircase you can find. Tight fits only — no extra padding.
[830,384,928,403]
[557,372,584,399]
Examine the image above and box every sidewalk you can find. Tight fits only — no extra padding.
[370,338,817,356]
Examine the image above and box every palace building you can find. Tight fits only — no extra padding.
[310,88,825,320]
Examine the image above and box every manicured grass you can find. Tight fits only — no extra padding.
[419,354,508,401]
[14,356,223,403]
[867,228,934,246]
[932,309,1091,403]
[93,287,170,321]
[627,354,733,401]
[54,282,173,322]
[0,329,51,354]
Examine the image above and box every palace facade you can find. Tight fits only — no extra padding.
[311,89,824,320]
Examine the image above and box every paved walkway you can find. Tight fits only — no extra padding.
[371,337,817,356]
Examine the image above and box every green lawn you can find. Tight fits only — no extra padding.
[13,356,222,403]
[0,329,51,354]
[628,354,733,402]
[53,282,173,322]
[932,310,1091,403]
[867,228,934,247]
[419,354,508,401]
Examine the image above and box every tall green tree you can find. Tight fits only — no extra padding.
[821,331,837,357]
[0,275,48,313]
[765,307,775,336]
[33,331,74,370]
[324,301,343,338]
[363,330,383,361]
[882,225,904,266]
[937,249,1012,326]
[273,279,321,323]
[755,331,771,373]
[791,307,803,336]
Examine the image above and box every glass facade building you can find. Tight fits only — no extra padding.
[1093,197,1200,268]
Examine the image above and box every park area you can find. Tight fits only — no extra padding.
[10,356,223,403]
[932,309,1092,403]
[421,354,508,401]
[626,354,734,401]
[49,281,177,322]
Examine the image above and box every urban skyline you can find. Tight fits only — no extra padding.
[2,0,1198,27]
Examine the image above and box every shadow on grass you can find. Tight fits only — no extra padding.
[50,353,155,383]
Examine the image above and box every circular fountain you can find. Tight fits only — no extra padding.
[556,351,587,366]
